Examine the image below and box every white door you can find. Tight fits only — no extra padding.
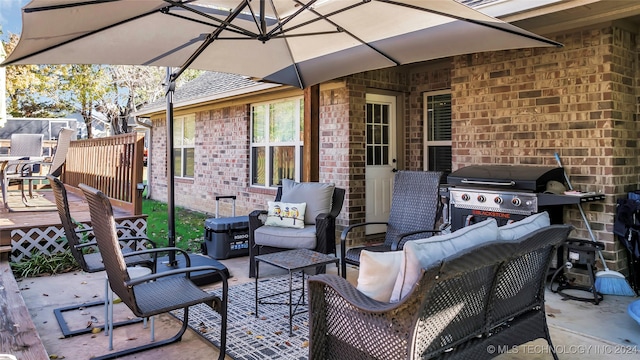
[365,94,397,235]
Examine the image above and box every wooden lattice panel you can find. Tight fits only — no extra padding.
[10,218,148,262]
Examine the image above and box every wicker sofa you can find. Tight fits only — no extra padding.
[308,224,572,360]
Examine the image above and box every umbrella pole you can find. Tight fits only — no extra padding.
[155,68,229,286]
[165,67,177,266]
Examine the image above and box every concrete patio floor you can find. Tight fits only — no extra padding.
[17,254,640,360]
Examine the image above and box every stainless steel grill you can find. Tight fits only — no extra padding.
[445,165,602,231]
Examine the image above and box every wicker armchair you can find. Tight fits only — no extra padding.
[80,183,228,360]
[340,170,442,277]
[248,183,345,278]
[309,225,572,360]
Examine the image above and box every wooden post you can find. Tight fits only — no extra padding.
[303,85,320,182]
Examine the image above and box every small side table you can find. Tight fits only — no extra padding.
[254,249,339,336]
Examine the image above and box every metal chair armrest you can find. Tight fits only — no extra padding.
[390,229,441,251]
[126,265,229,287]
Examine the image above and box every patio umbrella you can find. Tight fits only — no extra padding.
[1,0,561,268]
[3,0,561,88]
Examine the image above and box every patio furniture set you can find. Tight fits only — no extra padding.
[31,167,569,359]
[0,128,74,211]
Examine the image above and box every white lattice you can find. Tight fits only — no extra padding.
[10,218,148,262]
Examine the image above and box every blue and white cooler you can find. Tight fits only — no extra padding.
[203,196,249,260]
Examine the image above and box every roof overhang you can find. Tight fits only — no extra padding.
[133,82,283,117]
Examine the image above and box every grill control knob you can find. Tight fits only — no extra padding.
[461,194,470,201]
[512,197,522,207]
[477,195,486,202]
[494,196,503,204]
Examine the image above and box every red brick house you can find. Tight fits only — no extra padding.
[136,0,640,279]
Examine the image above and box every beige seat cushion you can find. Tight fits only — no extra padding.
[254,224,317,249]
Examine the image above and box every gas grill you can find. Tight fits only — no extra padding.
[445,165,604,231]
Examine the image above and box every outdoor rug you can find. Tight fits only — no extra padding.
[171,275,309,360]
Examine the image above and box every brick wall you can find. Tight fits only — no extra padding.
[149,106,271,219]
[147,22,640,277]
[319,84,352,230]
[450,23,640,276]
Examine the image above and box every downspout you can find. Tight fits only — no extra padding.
[135,117,153,199]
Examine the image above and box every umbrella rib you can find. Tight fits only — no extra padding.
[265,0,318,39]
[164,12,256,38]
[164,0,260,39]
[170,0,250,82]
[279,0,364,36]
[288,0,400,66]
[378,0,562,47]
[143,35,208,66]
[3,6,163,66]
[23,0,119,13]
[269,30,342,39]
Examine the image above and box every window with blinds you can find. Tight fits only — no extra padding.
[424,90,452,176]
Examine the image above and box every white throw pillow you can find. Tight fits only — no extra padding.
[356,250,403,303]
[390,218,499,302]
[264,201,306,229]
[497,211,550,241]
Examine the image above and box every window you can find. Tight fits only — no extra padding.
[423,90,452,176]
[251,97,304,187]
[173,114,195,178]
[366,101,392,166]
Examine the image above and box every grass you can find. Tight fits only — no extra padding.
[11,196,210,278]
[11,251,80,278]
[142,198,210,252]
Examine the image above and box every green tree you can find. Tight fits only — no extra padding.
[4,34,202,136]
[3,34,74,117]
[59,64,110,139]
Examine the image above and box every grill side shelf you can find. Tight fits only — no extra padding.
[537,193,605,207]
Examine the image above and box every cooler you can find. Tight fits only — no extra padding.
[203,195,250,260]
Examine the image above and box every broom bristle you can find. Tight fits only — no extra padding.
[595,270,636,296]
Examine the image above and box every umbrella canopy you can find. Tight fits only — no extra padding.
[3,0,561,89]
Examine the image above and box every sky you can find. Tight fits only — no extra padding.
[0,0,29,42]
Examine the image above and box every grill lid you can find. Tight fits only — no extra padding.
[447,165,565,192]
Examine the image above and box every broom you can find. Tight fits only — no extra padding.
[554,153,636,296]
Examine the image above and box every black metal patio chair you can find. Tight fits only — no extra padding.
[340,170,442,277]
[80,183,228,360]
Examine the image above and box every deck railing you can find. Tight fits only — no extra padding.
[0,139,61,156]
[64,132,145,215]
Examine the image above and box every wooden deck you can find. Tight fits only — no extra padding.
[0,260,49,359]
[0,186,145,262]
[0,184,146,359]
